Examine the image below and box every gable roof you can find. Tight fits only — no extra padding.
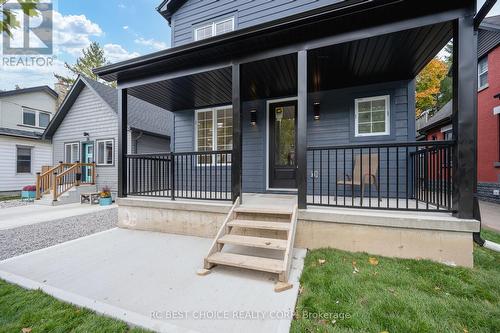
[416,100,453,133]
[43,75,173,139]
[0,85,58,99]
[156,0,187,24]
[478,15,500,58]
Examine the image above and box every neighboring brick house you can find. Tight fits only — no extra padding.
[477,15,500,203]
[417,15,500,203]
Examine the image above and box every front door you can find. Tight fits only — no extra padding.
[269,100,297,189]
[82,143,94,183]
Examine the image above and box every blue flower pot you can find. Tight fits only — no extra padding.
[99,197,113,206]
[21,190,36,201]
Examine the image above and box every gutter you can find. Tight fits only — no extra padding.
[473,196,500,252]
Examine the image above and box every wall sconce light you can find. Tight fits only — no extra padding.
[250,109,257,126]
[83,132,90,141]
[313,102,321,120]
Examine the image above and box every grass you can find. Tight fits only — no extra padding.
[292,229,500,333]
[0,195,20,202]
[0,279,150,333]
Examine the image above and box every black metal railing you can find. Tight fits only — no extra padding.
[306,141,454,212]
[126,150,232,201]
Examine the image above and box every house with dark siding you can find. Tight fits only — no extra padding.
[89,0,487,281]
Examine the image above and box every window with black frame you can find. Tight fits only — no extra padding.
[16,146,32,173]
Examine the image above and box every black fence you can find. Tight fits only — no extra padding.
[126,150,232,201]
[306,141,454,212]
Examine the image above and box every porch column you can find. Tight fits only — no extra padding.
[118,88,128,198]
[452,13,477,218]
[232,63,242,202]
[297,50,307,209]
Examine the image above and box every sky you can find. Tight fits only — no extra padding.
[0,0,499,91]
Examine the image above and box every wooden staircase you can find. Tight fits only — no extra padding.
[201,197,298,290]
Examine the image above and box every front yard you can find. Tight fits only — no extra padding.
[0,229,498,333]
[292,229,500,333]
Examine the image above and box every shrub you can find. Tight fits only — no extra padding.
[100,185,111,198]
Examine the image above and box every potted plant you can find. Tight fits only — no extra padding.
[99,185,113,206]
[21,185,36,201]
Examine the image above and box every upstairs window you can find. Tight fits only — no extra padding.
[354,95,390,137]
[22,109,36,126]
[478,56,488,90]
[39,112,50,128]
[194,17,234,41]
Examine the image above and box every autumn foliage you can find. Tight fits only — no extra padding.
[416,58,448,117]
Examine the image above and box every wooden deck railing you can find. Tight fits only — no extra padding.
[35,162,96,201]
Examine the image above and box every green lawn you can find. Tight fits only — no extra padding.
[292,229,500,333]
[0,195,20,202]
[0,280,150,333]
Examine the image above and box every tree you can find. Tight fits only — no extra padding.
[415,58,448,117]
[54,42,115,102]
[0,0,39,37]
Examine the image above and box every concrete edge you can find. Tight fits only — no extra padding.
[117,197,232,214]
[0,270,199,333]
[299,208,480,232]
[0,228,119,265]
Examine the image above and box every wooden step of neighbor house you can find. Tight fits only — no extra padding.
[206,252,284,274]
[234,206,292,216]
[217,234,287,250]
[228,219,290,231]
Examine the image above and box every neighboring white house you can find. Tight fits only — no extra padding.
[0,86,57,193]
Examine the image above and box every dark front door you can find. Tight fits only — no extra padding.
[269,100,297,189]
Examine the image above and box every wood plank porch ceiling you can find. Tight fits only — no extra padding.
[126,21,451,111]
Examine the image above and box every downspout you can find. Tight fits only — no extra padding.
[473,197,500,252]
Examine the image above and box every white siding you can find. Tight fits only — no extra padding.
[51,87,120,192]
[0,136,52,192]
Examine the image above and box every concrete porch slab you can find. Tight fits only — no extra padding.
[0,228,306,333]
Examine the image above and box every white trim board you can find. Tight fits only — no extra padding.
[265,97,298,191]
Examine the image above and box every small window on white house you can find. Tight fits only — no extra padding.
[39,112,50,128]
[195,106,232,164]
[96,139,114,165]
[22,109,36,126]
[478,57,488,90]
[16,147,32,173]
[64,142,80,163]
[194,17,234,41]
[355,95,390,137]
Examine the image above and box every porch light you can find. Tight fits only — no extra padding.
[250,109,257,126]
[313,102,320,120]
[83,132,90,141]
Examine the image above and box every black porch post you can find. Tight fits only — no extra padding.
[118,88,128,198]
[232,63,242,202]
[297,50,308,209]
[452,12,477,219]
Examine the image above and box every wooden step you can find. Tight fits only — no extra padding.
[228,219,290,231]
[206,252,284,274]
[234,206,292,216]
[218,234,287,250]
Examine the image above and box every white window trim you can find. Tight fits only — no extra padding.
[194,16,234,41]
[96,139,114,166]
[478,57,488,90]
[64,142,80,163]
[354,95,390,137]
[21,107,51,128]
[194,105,232,165]
[441,124,453,133]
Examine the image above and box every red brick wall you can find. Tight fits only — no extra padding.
[477,45,500,183]
[425,127,445,141]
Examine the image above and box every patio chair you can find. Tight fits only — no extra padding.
[337,153,380,205]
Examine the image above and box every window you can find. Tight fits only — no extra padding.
[195,106,233,164]
[22,109,36,126]
[354,95,390,136]
[16,146,32,173]
[39,112,50,128]
[96,139,114,165]
[194,17,234,41]
[478,57,488,90]
[64,142,80,163]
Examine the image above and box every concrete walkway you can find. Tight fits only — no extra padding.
[0,203,116,230]
[0,228,306,333]
[479,201,500,232]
